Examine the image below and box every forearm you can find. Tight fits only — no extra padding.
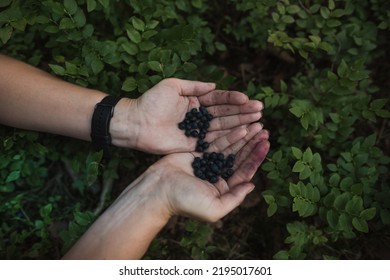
[62,169,171,260]
[0,55,138,147]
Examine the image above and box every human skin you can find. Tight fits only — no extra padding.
[63,130,270,260]
[0,54,263,154]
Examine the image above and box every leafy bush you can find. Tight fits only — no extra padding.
[0,0,389,259]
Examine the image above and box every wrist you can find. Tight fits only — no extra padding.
[109,97,141,150]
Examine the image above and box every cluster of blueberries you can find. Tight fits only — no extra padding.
[178,106,213,153]
[192,152,235,183]
[178,106,236,183]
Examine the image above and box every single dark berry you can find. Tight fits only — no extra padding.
[209,176,218,184]
[217,153,224,161]
[196,145,204,153]
[199,106,208,115]
[197,139,204,146]
[206,113,213,121]
[221,172,230,180]
[203,152,210,159]
[185,130,191,137]
[225,161,234,168]
[226,168,234,176]
[210,152,217,160]
[211,164,220,174]
[178,122,186,130]
[198,133,206,140]
[190,130,199,137]
[191,108,198,114]
[227,154,235,162]
[202,142,210,150]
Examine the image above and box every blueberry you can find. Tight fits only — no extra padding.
[198,133,206,139]
[194,169,203,178]
[186,112,192,118]
[199,106,208,115]
[202,142,210,149]
[197,139,204,146]
[217,153,224,161]
[190,122,198,129]
[216,160,224,169]
[191,108,198,114]
[178,122,186,130]
[203,152,210,159]
[185,130,191,137]
[196,145,204,153]
[210,152,217,160]
[211,164,220,174]
[227,154,235,162]
[209,176,218,184]
[225,161,234,168]
[190,130,199,137]
[206,113,213,121]
[226,168,234,176]
[221,172,230,180]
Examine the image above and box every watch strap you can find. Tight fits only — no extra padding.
[91,95,122,159]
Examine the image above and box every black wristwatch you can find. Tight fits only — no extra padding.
[91,95,122,159]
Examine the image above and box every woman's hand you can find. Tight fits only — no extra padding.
[112,78,263,154]
[63,129,270,259]
[153,129,270,222]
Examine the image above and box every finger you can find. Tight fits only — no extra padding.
[161,78,216,96]
[207,126,248,152]
[228,140,270,187]
[204,183,255,222]
[198,90,249,106]
[222,123,264,155]
[207,100,263,117]
[233,129,270,167]
[209,112,262,131]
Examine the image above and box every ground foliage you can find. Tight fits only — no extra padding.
[0,0,389,259]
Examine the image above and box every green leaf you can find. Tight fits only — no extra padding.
[352,217,368,233]
[302,148,313,163]
[49,64,65,75]
[337,60,348,77]
[98,0,109,9]
[263,194,275,204]
[86,0,97,12]
[73,9,86,27]
[292,161,305,173]
[340,177,353,191]
[126,27,141,44]
[370,99,388,110]
[334,192,350,211]
[147,61,162,72]
[91,58,104,74]
[272,150,283,162]
[122,77,137,92]
[327,209,338,228]
[329,173,340,186]
[345,196,363,216]
[122,42,138,55]
[267,202,277,217]
[131,17,145,32]
[320,7,330,19]
[299,165,311,180]
[6,170,20,183]
[64,0,78,15]
[262,161,275,171]
[286,5,300,14]
[289,106,304,117]
[139,41,156,51]
[360,207,376,221]
[328,0,335,10]
[291,147,302,159]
